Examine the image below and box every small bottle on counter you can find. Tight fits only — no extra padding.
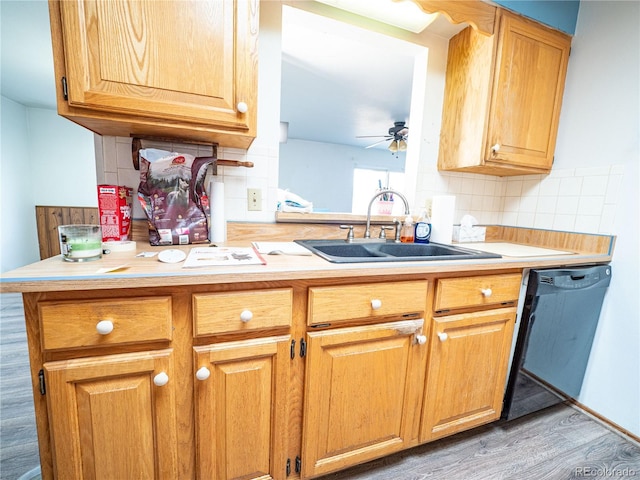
[414,210,431,244]
[400,215,414,243]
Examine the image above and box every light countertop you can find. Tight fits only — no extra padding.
[0,238,613,293]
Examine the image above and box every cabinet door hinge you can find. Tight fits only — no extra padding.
[299,338,307,358]
[295,456,302,474]
[61,77,68,101]
[286,458,291,476]
[38,369,46,395]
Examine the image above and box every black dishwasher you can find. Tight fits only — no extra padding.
[502,265,612,421]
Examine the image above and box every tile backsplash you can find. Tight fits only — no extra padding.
[96,135,622,236]
[95,136,278,223]
[412,164,621,235]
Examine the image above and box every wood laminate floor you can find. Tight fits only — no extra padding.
[1,293,639,480]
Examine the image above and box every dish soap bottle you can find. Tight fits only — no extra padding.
[400,215,414,243]
[414,210,431,244]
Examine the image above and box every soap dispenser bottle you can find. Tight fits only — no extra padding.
[414,210,431,244]
[400,215,414,243]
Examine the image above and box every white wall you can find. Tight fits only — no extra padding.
[1,97,39,271]
[28,108,97,206]
[553,1,639,436]
[0,99,96,273]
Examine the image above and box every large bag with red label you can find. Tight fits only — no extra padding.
[137,148,214,246]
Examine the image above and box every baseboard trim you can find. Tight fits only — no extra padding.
[567,399,640,445]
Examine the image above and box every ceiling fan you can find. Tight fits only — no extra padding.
[357,121,409,152]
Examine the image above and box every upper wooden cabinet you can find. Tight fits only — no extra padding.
[48,0,258,148]
[438,9,572,176]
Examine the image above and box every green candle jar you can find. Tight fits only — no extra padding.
[59,225,103,262]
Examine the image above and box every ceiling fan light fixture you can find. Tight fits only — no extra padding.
[388,140,399,152]
[398,139,407,152]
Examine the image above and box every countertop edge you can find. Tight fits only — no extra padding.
[0,251,612,293]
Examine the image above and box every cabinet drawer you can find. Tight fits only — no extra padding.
[39,297,172,351]
[193,288,293,336]
[434,273,522,312]
[308,280,427,325]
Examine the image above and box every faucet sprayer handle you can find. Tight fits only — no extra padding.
[339,225,355,242]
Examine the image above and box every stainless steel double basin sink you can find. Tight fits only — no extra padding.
[295,239,501,263]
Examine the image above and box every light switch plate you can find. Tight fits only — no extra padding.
[247,188,262,211]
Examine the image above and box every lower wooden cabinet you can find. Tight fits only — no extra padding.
[301,319,427,478]
[193,336,291,480]
[420,307,517,442]
[44,349,178,479]
[26,273,522,479]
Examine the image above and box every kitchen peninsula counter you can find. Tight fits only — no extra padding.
[0,225,615,480]
[0,230,614,292]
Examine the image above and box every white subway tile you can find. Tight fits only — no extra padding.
[558,177,583,196]
[461,177,474,194]
[536,196,557,214]
[533,213,554,229]
[505,179,523,196]
[222,175,247,199]
[599,204,617,234]
[556,196,579,215]
[116,140,134,169]
[522,179,540,196]
[482,195,494,212]
[518,195,538,213]
[503,196,521,213]
[501,211,518,225]
[574,215,600,234]
[483,180,496,197]
[553,214,576,231]
[605,174,623,204]
[538,177,561,196]
[581,175,609,196]
[577,196,604,216]
[517,212,535,227]
[446,175,462,193]
[102,136,118,173]
[472,178,485,195]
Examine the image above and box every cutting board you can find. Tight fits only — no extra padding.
[462,242,573,257]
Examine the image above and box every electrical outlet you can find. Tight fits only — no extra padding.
[247,188,262,211]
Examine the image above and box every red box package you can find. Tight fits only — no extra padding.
[97,185,133,242]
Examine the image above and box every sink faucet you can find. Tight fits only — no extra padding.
[364,189,410,239]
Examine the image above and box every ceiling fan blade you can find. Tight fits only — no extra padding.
[364,138,390,149]
[356,135,392,139]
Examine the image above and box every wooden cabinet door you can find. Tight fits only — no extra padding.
[486,11,571,170]
[301,319,427,478]
[194,336,290,480]
[44,349,178,479]
[52,0,257,143]
[420,308,516,442]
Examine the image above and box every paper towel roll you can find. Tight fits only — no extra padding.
[208,180,226,243]
[430,195,456,244]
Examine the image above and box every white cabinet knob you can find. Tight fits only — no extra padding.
[153,372,169,387]
[371,299,382,310]
[415,334,427,345]
[240,310,253,322]
[491,143,501,154]
[196,367,211,381]
[438,332,448,342]
[237,101,248,113]
[481,288,493,297]
[96,320,114,335]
